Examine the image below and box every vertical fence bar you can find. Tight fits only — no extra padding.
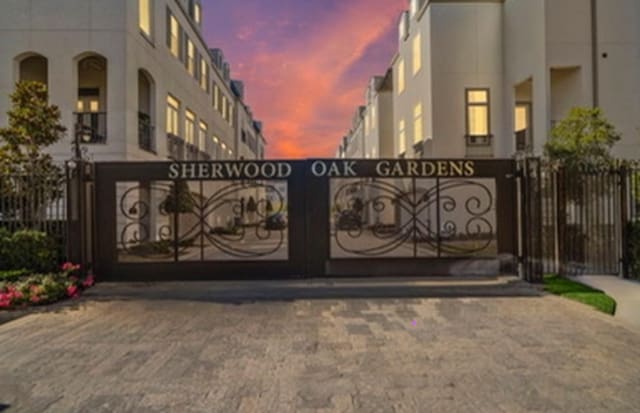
[620,166,629,277]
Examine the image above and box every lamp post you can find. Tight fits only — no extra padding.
[73,122,93,161]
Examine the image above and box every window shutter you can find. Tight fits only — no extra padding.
[178,27,185,63]
[166,8,171,48]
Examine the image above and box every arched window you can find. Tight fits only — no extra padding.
[138,69,155,152]
[18,54,48,86]
[76,54,108,144]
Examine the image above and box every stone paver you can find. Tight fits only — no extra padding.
[1,281,640,412]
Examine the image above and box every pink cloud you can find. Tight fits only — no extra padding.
[206,0,405,158]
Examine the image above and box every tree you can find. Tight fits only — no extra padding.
[0,81,67,220]
[544,107,621,170]
[0,81,66,176]
[162,181,195,214]
[545,107,621,272]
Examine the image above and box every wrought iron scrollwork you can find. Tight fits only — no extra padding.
[118,181,288,261]
[332,178,495,258]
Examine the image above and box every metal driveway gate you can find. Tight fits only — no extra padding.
[94,161,307,281]
[91,159,519,281]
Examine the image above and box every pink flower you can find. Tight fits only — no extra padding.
[29,285,41,294]
[9,291,23,300]
[61,262,81,272]
[0,300,11,308]
[30,295,41,304]
[66,285,79,298]
[82,275,95,288]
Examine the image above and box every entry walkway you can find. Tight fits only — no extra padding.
[1,279,640,412]
[572,275,640,329]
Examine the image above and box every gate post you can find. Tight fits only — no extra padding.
[519,157,544,283]
[66,160,93,276]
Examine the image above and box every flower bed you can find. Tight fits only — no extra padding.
[0,263,94,310]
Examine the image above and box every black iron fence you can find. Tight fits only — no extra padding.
[520,158,640,281]
[0,170,69,262]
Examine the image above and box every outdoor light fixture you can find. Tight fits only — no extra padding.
[73,123,93,160]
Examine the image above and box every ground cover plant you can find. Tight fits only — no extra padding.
[544,275,616,315]
[0,262,94,310]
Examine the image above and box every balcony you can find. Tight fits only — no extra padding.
[138,112,155,153]
[465,134,493,158]
[515,129,532,153]
[74,112,107,144]
[185,143,200,161]
[167,134,185,160]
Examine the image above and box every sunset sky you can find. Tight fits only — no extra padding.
[202,0,406,159]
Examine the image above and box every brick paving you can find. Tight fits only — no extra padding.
[1,281,640,412]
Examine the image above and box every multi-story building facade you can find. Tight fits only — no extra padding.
[361,72,395,159]
[231,80,266,161]
[342,106,366,158]
[0,0,265,163]
[338,0,640,160]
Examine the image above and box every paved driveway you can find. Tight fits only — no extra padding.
[1,280,640,413]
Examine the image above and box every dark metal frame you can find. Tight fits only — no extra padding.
[307,159,518,278]
[80,159,522,281]
[94,161,307,281]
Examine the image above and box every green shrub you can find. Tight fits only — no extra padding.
[0,269,30,282]
[626,221,640,279]
[0,230,57,273]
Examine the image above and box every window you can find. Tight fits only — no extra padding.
[414,103,423,143]
[364,112,370,135]
[212,135,220,159]
[228,102,234,125]
[185,110,195,144]
[198,121,207,151]
[222,95,227,120]
[200,59,208,91]
[194,3,202,25]
[186,39,195,76]
[412,33,422,75]
[515,103,531,151]
[466,89,490,137]
[371,104,377,130]
[166,95,180,135]
[168,14,179,58]
[213,83,219,110]
[398,119,406,154]
[397,59,405,94]
[139,0,152,37]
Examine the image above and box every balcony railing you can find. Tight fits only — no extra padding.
[185,143,199,161]
[465,134,493,147]
[465,134,493,158]
[138,112,155,153]
[74,112,107,144]
[167,134,185,160]
[515,129,532,152]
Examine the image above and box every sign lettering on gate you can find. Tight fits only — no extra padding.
[168,161,293,180]
[168,160,478,180]
[375,160,476,178]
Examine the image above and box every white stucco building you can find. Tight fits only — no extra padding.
[338,0,640,160]
[0,0,266,163]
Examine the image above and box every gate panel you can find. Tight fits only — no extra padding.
[95,161,306,281]
[308,159,518,277]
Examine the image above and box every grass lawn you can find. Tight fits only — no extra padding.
[544,275,617,315]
